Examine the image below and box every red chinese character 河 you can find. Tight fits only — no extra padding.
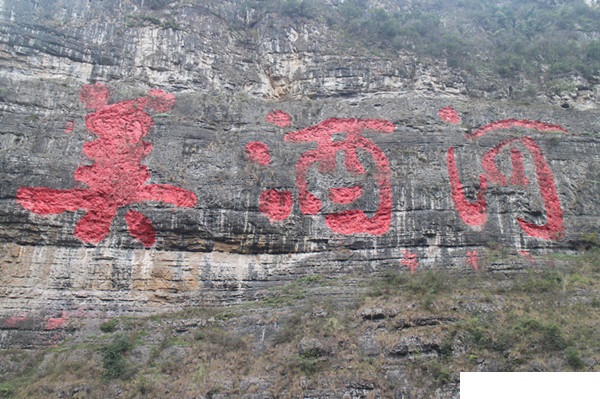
[252,110,395,235]
[17,83,197,247]
[444,108,566,240]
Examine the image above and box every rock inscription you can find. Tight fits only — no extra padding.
[17,84,197,247]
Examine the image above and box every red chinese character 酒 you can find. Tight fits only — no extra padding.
[284,117,395,235]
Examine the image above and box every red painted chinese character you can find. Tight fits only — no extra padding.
[401,249,418,273]
[245,141,271,165]
[466,250,479,272]
[445,108,566,240]
[284,117,395,235]
[439,106,461,124]
[17,83,197,247]
[259,189,293,222]
[252,111,395,235]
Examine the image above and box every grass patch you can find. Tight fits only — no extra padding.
[193,327,247,352]
[515,269,564,293]
[100,318,119,333]
[0,381,17,399]
[368,269,449,301]
[292,355,328,376]
[100,334,135,380]
[261,277,327,307]
[273,313,304,345]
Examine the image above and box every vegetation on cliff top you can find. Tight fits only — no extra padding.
[23,0,599,100]
[285,0,599,82]
[136,0,600,97]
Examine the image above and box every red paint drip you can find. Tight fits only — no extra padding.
[285,118,394,235]
[467,250,479,272]
[246,141,271,165]
[17,85,197,247]
[259,189,293,222]
[64,120,74,134]
[44,312,68,330]
[266,109,292,127]
[125,210,156,248]
[446,147,488,226]
[439,106,460,124]
[401,249,418,273]
[518,250,536,268]
[467,119,568,140]
[329,185,363,204]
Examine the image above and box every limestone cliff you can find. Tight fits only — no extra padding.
[0,0,600,398]
[0,2,599,395]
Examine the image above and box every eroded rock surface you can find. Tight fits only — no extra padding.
[1,0,599,337]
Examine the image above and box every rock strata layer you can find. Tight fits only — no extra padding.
[1,0,599,331]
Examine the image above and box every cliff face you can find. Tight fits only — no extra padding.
[1,0,599,340]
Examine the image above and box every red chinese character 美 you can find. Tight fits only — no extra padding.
[17,83,197,247]
[444,109,566,240]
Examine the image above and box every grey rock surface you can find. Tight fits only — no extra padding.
[0,0,599,348]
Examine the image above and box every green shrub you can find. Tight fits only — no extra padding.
[459,317,494,349]
[142,15,161,26]
[0,381,16,398]
[292,355,327,375]
[273,313,303,345]
[512,318,566,351]
[281,0,319,19]
[161,19,182,31]
[100,319,119,333]
[581,233,599,249]
[586,41,600,61]
[564,346,585,369]
[142,0,175,10]
[101,334,134,379]
[518,269,563,293]
[406,270,447,295]
[494,54,525,77]
[546,79,576,95]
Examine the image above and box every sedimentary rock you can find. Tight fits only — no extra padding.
[1,0,599,335]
